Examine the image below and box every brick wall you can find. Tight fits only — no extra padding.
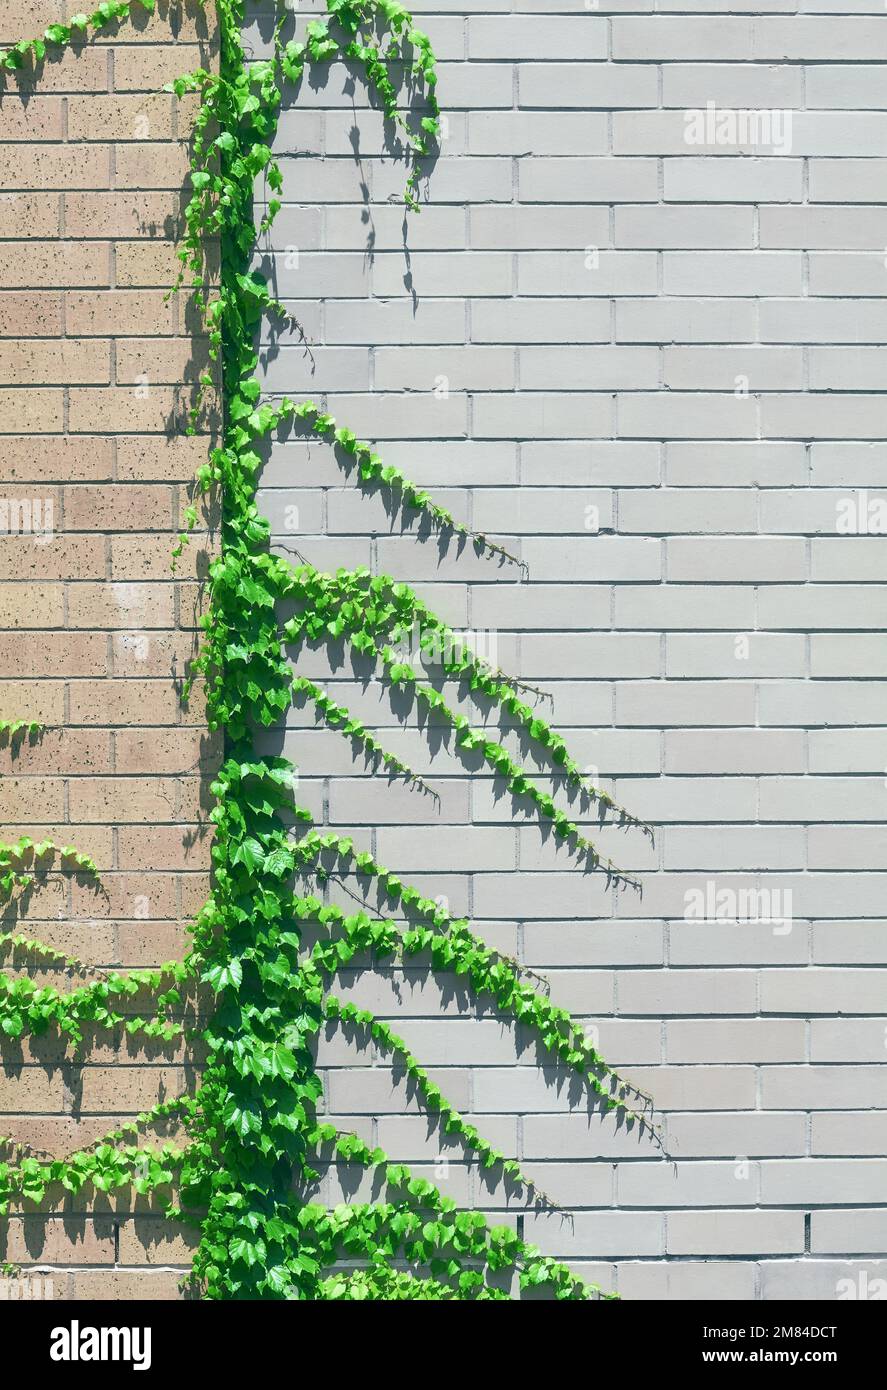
[0,0,216,1298]
[4,0,887,1303]
[254,0,887,1301]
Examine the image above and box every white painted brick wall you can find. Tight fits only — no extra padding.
[255,0,887,1300]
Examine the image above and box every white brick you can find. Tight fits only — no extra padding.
[618,392,758,439]
[665,727,805,772]
[519,159,660,204]
[519,346,659,391]
[667,1210,804,1255]
[666,441,806,487]
[665,825,805,871]
[616,299,758,345]
[664,252,803,296]
[469,16,608,60]
[614,585,754,628]
[470,205,608,250]
[517,64,659,110]
[667,1020,805,1063]
[619,1261,756,1301]
[667,537,807,582]
[761,207,887,250]
[468,113,608,158]
[812,1211,887,1255]
[662,63,803,109]
[518,251,658,296]
[623,487,758,534]
[663,347,802,392]
[664,157,804,203]
[616,206,755,249]
[471,299,611,343]
[668,1112,806,1158]
[761,1259,887,1299]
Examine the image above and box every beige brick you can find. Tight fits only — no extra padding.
[122,2,215,47]
[174,91,203,142]
[115,141,191,190]
[124,1032,206,1069]
[0,97,64,140]
[0,775,64,818]
[114,237,185,289]
[0,678,64,723]
[179,873,210,916]
[68,386,197,434]
[115,237,215,287]
[117,1218,197,1265]
[0,2,62,42]
[117,824,213,870]
[0,631,107,677]
[0,1026,72,1066]
[68,93,174,142]
[117,336,211,385]
[0,480,60,511]
[1,144,109,190]
[0,729,111,775]
[177,778,209,820]
[116,919,189,967]
[0,1067,61,1112]
[0,292,62,337]
[67,678,179,725]
[111,629,199,676]
[0,240,109,288]
[14,914,117,960]
[71,871,179,920]
[0,1115,112,1158]
[76,1065,184,1112]
[0,387,63,431]
[2,872,66,922]
[110,533,205,579]
[0,192,60,237]
[64,483,173,530]
[66,580,175,628]
[68,776,180,822]
[113,43,204,91]
[68,1270,185,1300]
[0,823,113,869]
[0,536,106,582]
[2,1217,114,1264]
[64,288,176,336]
[117,433,208,481]
[64,190,181,238]
[179,680,206,727]
[0,435,112,482]
[115,726,220,774]
[0,338,109,386]
[3,47,108,95]
[178,582,209,629]
[177,482,217,530]
[0,580,63,628]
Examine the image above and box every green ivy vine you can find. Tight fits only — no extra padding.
[0,0,657,1300]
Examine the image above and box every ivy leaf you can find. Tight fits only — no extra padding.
[230,1236,264,1267]
[268,1044,296,1081]
[232,838,264,871]
[204,959,243,992]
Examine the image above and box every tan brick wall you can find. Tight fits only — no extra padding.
[0,1,217,1299]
